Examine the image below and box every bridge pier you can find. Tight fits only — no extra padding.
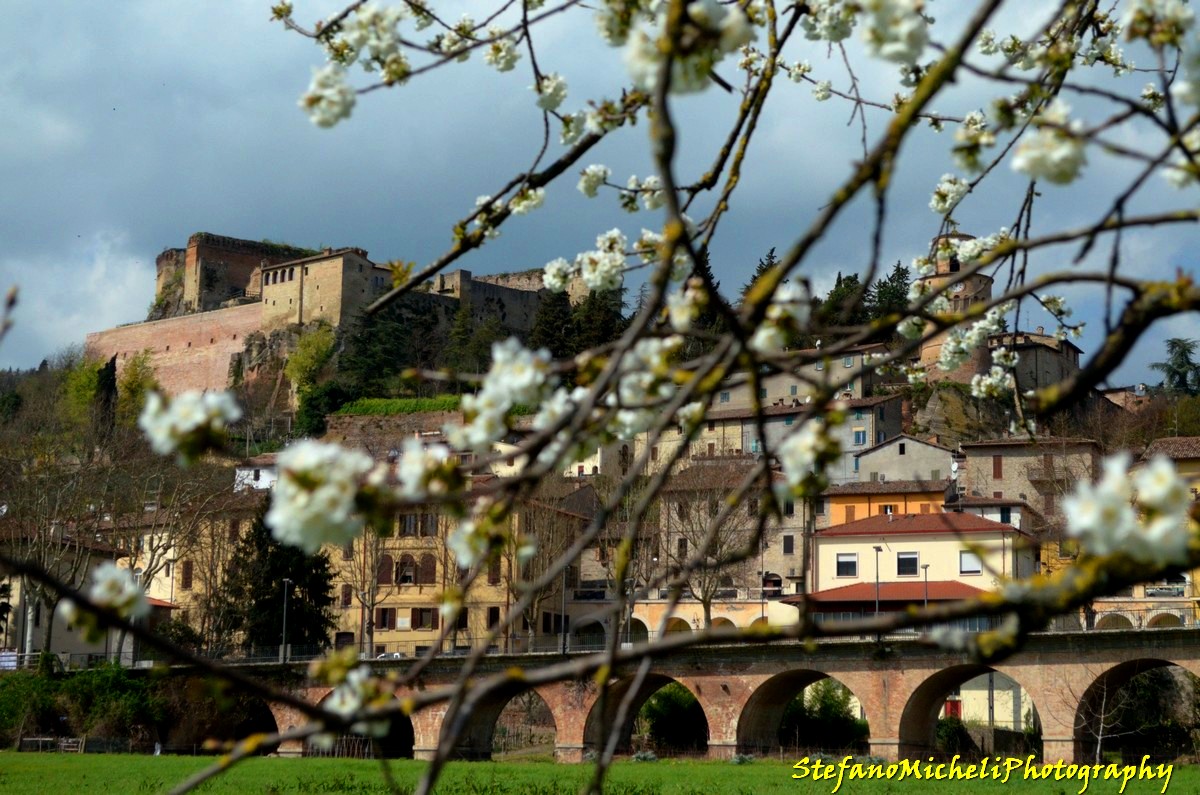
[868,738,899,762]
[1042,737,1075,764]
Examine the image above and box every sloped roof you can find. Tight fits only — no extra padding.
[816,511,1030,538]
[1142,436,1200,461]
[824,479,948,496]
[787,580,988,604]
[960,436,1099,449]
[854,433,952,458]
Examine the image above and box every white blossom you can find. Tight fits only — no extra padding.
[86,561,150,621]
[1123,0,1194,48]
[970,365,1015,399]
[543,257,575,292]
[324,666,389,738]
[299,64,356,128]
[1012,100,1087,185]
[978,29,999,55]
[861,0,928,64]
[397,438,452,500]
[509,186,545,215]
[1142,83,1166,111]
[929,173,969,215]
[534,72,568,111]
[748,323,787,355]
[483,27,521,72]
[266,440,375,553]
[449,519,491,568]
[666,279,705,332]
[953,110,996,172]
[778,418,836,487]
[623,0,755,94]
[812,80,833,101]
[578,164,611,198]
[139,390,242,459]
[1134,456,1193,516]
[577,249,625,292]
[787,60,813,82]
[1163,128,1200,187]
[638,175,666,211]
[801,0,856,42]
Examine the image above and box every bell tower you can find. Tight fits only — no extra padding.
[917,233,994,381]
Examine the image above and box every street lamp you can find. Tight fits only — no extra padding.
[560,564,568,655]
[922,564,930,608]
[873,546,883,619]
[281,578,293,663]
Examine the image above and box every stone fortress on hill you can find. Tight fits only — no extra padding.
[85,232,563,396]
[86,230,1084,400]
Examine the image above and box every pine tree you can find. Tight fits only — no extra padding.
[218,501,337,653]
[739,247,779,301]
[571,288,627,354]
[529,289,576,360]
[681,249,730,359]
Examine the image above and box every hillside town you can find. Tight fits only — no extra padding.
[3,230,1198,759]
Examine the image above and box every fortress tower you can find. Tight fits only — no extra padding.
[917,232,994,383]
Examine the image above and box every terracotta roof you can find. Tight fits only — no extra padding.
[661,460,766,492]
[261,247,375,270]
[959,436,1100,449]
[1142,437,1200,461]
[854,433,952,458]
[705,393,900,422]
[824,479,948,496]
[815,511,1029,538]
[786,580,988,604]
[147,598,179,609]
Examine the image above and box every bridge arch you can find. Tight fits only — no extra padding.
[664,617,691,634]
[710,617,736,630]
[572,620,606,651]
[303,690,415,759]
[1073,658,1200,763]
[736,670,870,756]
[583,673,710,756]
[1095,613,1135,630]
[898,664,1040,759]
[440,681,559,760]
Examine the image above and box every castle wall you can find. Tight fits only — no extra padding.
[85,303,263,395]
[182,233,314,313]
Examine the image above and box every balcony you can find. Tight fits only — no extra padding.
[1026,463,1075,483]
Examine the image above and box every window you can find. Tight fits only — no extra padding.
[790,385,798,396]
[181,560,194,590]
[992,455,1003,479]
[377,554,395,585]
[959,551,982,575]
[375,607,396,630]
[719,391,731,403]
[785,499,795,517]
[836,553,858,577]
[397,554,416,584]
[899,443,906,456]
[651,445,659,462]
[707,421,715,431]
[878,407,884,420]
[759,388,768,399]
[411,608,438,630]
[999,506,1012,524]
[845,505,856,522]
[417,554,437,585]
[853,429,867,446]
[1044,493,1056,514]
[487,606,501,629]
[784,416,794,426]
[421,513,438,537]
[400,514,417,536]
[854,409,863,420]
[342,542,353,561]
[678,537,689,558]
[853,458,860,472]
[880,504,895,515]
[488,557,501,585]
[897,552,919,577]
[931,468,940,480]
[707,442,716,456]
[844,356,854,368]
[783,535,795,555]
[341,584,353,608]
[456,608,469,632]
[815,497,826,515]
[816,360,824,371]
[993,491,1003,499]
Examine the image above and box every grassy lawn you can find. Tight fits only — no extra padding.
[0,754,1188,794]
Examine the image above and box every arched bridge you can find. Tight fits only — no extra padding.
[254,629,1200,764]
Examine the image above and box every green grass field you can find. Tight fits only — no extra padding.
[0,754,1188,795]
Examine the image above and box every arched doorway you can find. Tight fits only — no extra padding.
[584,674,709,757]
[161,679,280,753]
[737,671,869,756]
[626,618,649,644]
[899,665,1041,760]
[710,617,736,630]
[749,616,770,630]
[1095,613,1134,630]
[664,617,691,634]
[1148,613,1183,629]
[572,621,606,651]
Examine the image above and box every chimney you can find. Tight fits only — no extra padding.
[1035,325,1044,334]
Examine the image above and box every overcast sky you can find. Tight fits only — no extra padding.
[1,1,1197,388]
